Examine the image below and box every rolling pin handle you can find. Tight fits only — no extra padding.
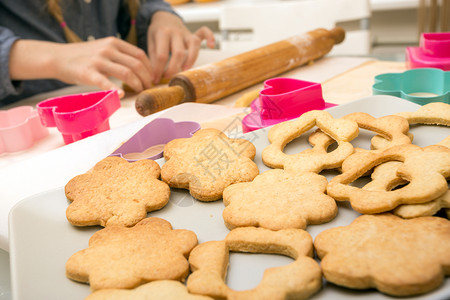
[135,85,186,116]
[330,27,346,45]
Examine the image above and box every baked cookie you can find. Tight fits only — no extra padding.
[327,144,450,214]
[85,280,212,300]
[371,102,450,149]
[363,161,407,192]
[65,156,170,227]
[223,169,337,230]
[362,159,450,218]
[437,135,450,148]
[342,112,411,151]
[161,128,259,201]
[395,102,450,126]
[262,110,359,173]
[187,227,322,300]
[314,213,450,296]
[394,189,450,218]
[66,218,197,291]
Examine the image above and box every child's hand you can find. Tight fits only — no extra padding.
[54,37,154,96]
[146,11,215,84]
[9,37,154,97]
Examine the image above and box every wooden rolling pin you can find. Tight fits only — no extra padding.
[136,27,345,116]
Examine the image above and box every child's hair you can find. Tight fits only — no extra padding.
[46,0,140,44]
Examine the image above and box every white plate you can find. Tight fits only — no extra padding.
[9,96,450,300]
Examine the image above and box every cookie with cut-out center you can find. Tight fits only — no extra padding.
[314,213,450,296]
[362,159,450,218]
[85,280,213,300]
[65,156,170,227]
[327,144,450,214]
[161,128,259,201]
[187,227,322,300]
[342,112,411,151]
[223,169,337,230]
[371,102,450,149]
[66,218,197,291]
[262,110,359,173]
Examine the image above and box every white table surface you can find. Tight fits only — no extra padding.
[0,48,372,299]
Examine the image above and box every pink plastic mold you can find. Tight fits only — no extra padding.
[37,90,121,144]
[242,78,337,133]
[406,32,450,70]
[0,106,49,154]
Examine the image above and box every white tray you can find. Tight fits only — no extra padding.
[9,96,450,300]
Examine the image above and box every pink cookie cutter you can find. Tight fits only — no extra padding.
[110,118,201,162]
[0,106,49,154]
[242,78,337,133]
[406,32,450,71]
[37,90,121,144]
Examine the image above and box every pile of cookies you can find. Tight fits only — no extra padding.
[64,102,450,299]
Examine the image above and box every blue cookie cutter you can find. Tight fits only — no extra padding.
[372,68,450,105]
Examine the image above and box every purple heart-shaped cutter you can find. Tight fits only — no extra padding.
[110,118,201,162]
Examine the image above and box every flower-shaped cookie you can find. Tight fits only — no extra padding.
[262,110,359,173]
[161,128,259,201]
[314,213,450,296]
[85,280,212,300]
[187,227,322,300]
[65,156,170,227]
[66,218,198,291]
[327,144,450,214]
[223,169,337,230]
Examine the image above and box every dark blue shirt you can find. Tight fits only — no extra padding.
[0,0,177,106]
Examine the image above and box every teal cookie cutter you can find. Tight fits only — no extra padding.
[372,68,449,105]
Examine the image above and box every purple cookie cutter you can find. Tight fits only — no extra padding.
[406,32,450,71]
[37,90,120,144]
[0,106,49,154]
[110,118,201,162]
[242,77,337,133]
